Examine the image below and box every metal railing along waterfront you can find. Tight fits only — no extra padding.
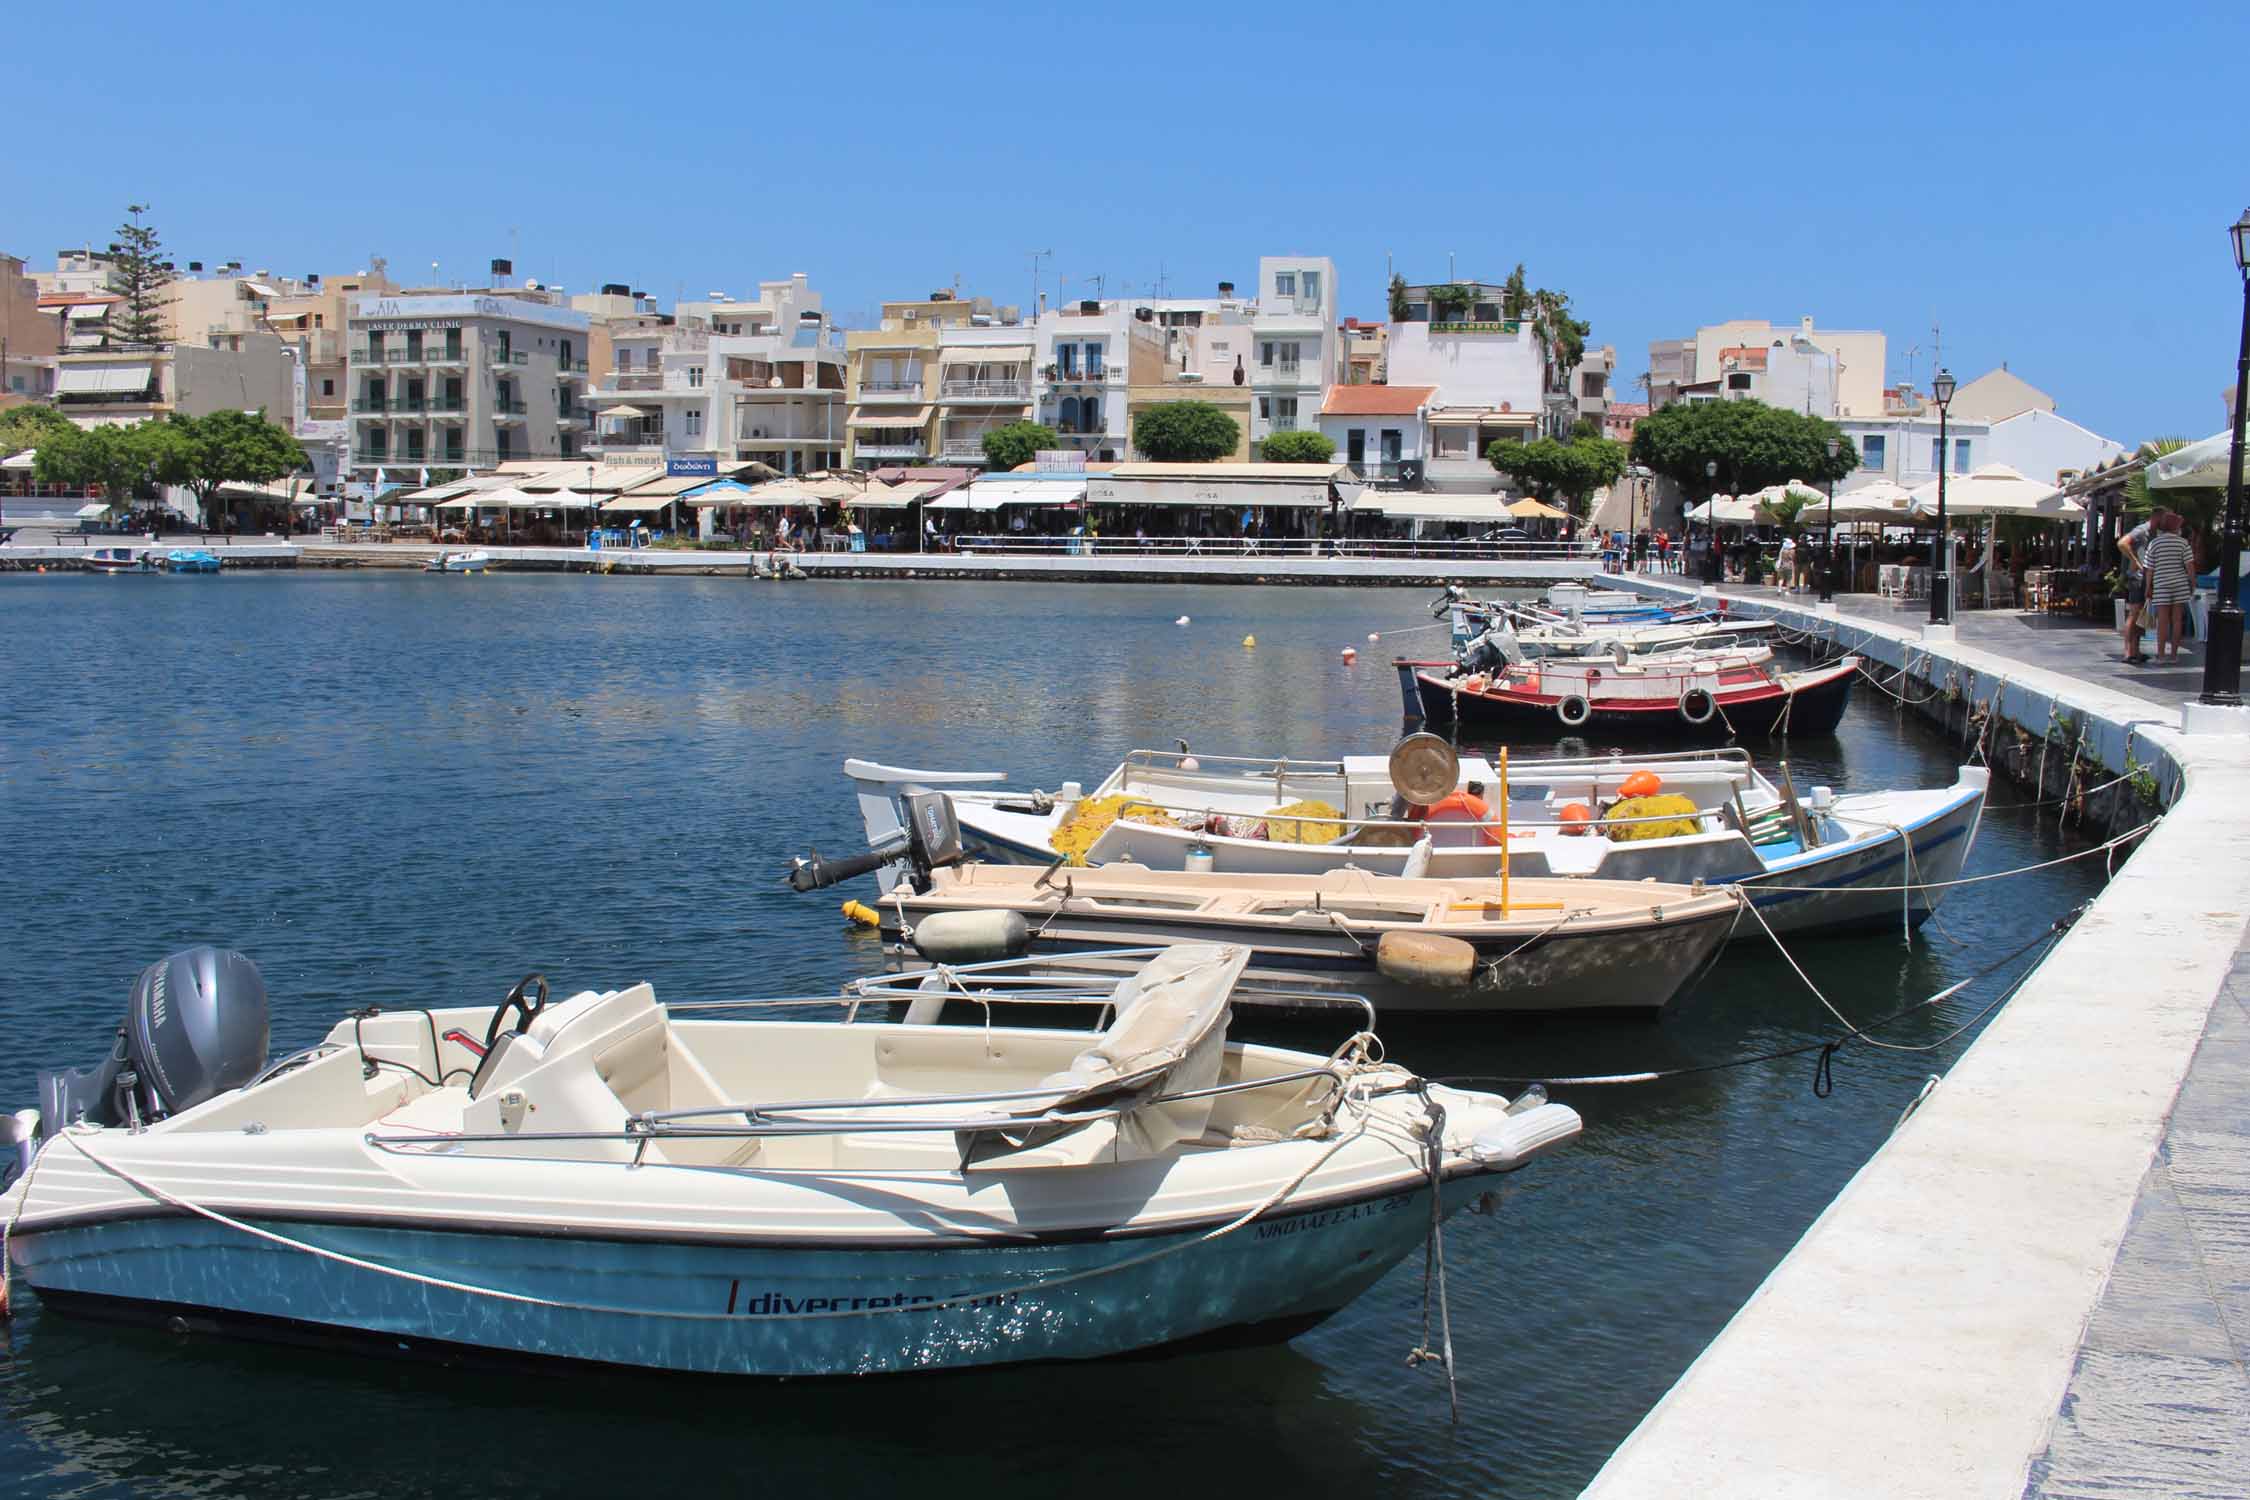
[936,535,1597,562]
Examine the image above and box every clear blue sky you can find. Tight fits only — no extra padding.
[10,0,2245,444]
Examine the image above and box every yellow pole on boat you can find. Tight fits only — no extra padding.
[1499,745,1510,914]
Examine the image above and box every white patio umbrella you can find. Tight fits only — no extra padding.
[1683,494,1774,525]
[1907,463,2081,519]
[2147,427,2245,490]
[1909,464,2080,604]
[1824,479,1915,524]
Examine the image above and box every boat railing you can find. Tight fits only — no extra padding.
[364,1058,1354,1153]
[1121,749,1349,778]
[1037,788,1746,835]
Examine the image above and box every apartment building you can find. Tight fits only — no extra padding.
[1,253,58,403]
[1341,319,1386,385]
[1123,292,1258,462]
[843,292,1017,468]
[1034,300,1168,463]
[346,292,591,477]
[1245,256,1338,452]
[261,267,398,424]
[584,313,723,463]
[933,322,1036,466]
[52,338,292,430]
[1650,317,1886,418]
[716,316,847,474]
[1383,314,1542,492]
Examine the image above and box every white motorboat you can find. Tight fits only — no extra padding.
[423,549,492,573]
[0,944,1577,1377]
[843,740,1987,940]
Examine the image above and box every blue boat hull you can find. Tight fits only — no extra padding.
[12,1181,1469,1376]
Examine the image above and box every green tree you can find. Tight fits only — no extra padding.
[1261,430,1336,464]
[108,204,174,348]
[1528,287,1590,386]
[1631,399,1857,495]
[1569,416,1602,442]
[149,410,308,528]
[1486,435,1628,516]
[1501,264,1529,320]
[33,420,169,517]
[1429,283,1476,321]
[0,404,76,457]
[1133,400,1239,462]
[1387,273,1410,322]
[979,420,1059,472]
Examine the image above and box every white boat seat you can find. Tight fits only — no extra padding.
[460,984,760,1168]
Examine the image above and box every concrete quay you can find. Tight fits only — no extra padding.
[1581,580,2250,1498]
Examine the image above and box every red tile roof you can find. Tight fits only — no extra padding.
[1321,384,1435,416]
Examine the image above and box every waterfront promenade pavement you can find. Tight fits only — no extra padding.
[1582,576,2250,1499]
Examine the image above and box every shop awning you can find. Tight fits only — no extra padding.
[847,481,932,510]
[939,345,1031,365]
[847,407,933,428]
[1092,475,1334,509]
[75,502,116,518]
[1426,408,1537,427]
[600,492,683,513]
[1356,493,1510,523]
[685,479,759,507]
[2,449,35,471]
[972,477,1089,507]
[56,364,153,395]
[923,487,1005,512]
[67,304,110,322]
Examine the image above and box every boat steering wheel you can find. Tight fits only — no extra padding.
[482,972,549,1054]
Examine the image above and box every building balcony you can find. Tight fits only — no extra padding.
[556,411,588,426]
[939,379,1031,402]
[352,398,387,415]
[855,380,924,400]
[558,360,589,377]
[1254,366,1315,388]
[423,347,467,367]
[1040,364,1111,385]
[851,441,924,459]
[492,400,528,421]
[605,369,663,390]
[938,436,1000,459]
[491,350,529,368]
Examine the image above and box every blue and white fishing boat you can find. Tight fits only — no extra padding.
[423,549,492,573]
[162,548,221,574]
[844,739,1987,941]
[85,547,154,575]
[0,944,1576,1376]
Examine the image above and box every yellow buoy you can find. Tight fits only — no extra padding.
[1242,635,1256,648]
[840,899,881,927]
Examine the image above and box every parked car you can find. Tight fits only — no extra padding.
[1478,526,1531,543]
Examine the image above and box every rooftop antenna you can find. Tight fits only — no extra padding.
[1930,320,1943,389]
[1028,249,1052,322]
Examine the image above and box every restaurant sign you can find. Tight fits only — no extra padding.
[666,456,718,478]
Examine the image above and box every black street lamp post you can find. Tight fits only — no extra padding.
[1702,458,1722,583]
[1821,435,1840,603]
[2199,209,2250,706]
[1929,367,1957,625]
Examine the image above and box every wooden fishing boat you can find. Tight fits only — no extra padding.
[1399,647,1860,740]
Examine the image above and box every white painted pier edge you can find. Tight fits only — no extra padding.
[1581,583,2250,1499]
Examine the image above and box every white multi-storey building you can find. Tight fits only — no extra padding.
[345,292,592,478]
[1383,317,1543,492]
[1245,255,1338,451]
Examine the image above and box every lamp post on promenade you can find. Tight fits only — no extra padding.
[1929,367,1957,625]
[1703,458,1721,583]
[2198,210,2250,706]
[1820,435,1840,603]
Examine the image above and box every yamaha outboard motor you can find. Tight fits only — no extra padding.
[37,947,270,1130]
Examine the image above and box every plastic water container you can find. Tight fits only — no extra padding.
[1184,845,1215,874]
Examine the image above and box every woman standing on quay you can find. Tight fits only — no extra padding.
[2141,510,2198,664]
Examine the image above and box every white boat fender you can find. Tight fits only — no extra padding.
[1467,1102,1583,1168]
[1375,930,1477,990]
[910,909,1031,964]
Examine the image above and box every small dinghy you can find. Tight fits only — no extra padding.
[162,548,221,574]
[790,792,1739,1015]
[423,549,492,573]
[0,945,1577,1377]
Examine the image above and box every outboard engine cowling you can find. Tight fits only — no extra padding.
[38,947,270,1129]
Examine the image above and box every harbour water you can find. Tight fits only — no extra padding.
[0,574,2109,1498]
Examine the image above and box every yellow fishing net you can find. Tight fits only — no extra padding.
[1603,794,1702,842]
[1049,795,1178,865]
[1265,799,1347,845]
